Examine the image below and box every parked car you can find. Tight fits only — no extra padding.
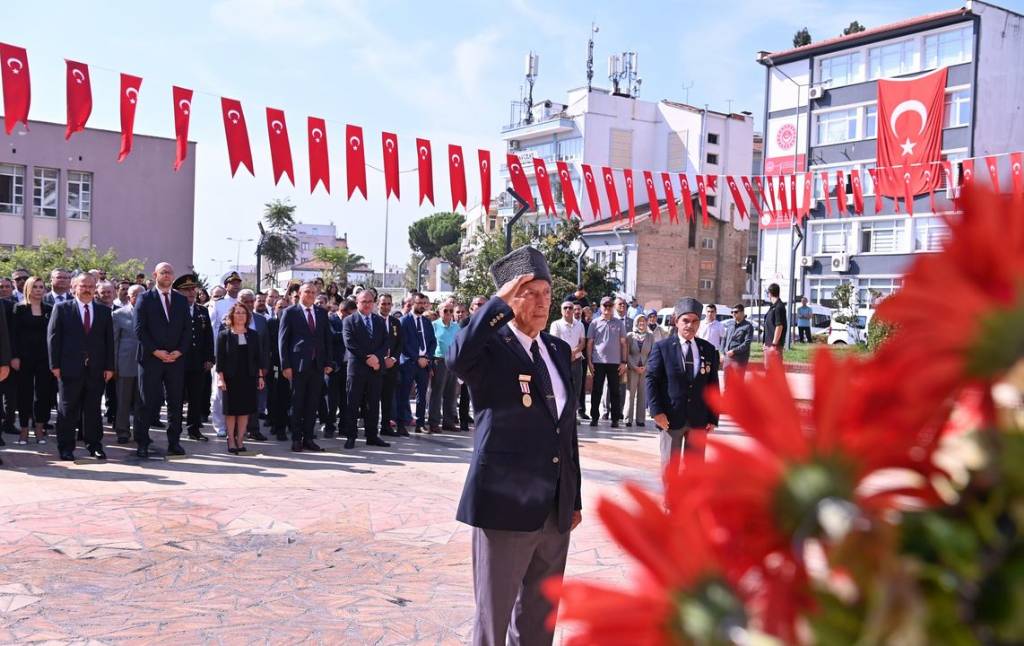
[827,311,874,345]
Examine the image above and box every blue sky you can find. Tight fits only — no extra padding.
[5,0,1022,281]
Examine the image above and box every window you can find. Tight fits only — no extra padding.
[811,222,853,254]
[812,163,877,202]
[66,171,92,220]
[706,153,719,165]
[707,133,719,145]
[315,242,324,248]
[819,52,860,86]
[706,195,717,207]
[699,260,714,271]
[701,238,716,250]
[913,216,950,252]
[868,40,915,80]
[808,277,843,307]
[864,105,877,138]
[33,168,58,217]
[860,219,905,254]
[301,242,310,251]
[815,108,858,145]
[857,277,903,306]
[609,128,633,168]
[699,279,713,290]
[557,137,583,161]
[944,89,971,128]
[925,26,971,69]
[0,164,25,215]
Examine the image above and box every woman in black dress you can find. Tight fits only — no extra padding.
[216,303,264,454]
[10,277,53,445]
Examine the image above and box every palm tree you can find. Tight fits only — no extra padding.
[312,247,368,291]
[260,199,298,288]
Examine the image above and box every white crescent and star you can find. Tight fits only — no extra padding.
[178,99,191,115]
[419,145,429,159]
[585,171,593,183]
[6,58,23,74]
[890,99,928,156]
[385,138,395,152]
[1013,162,1022,176]
[481,159,488,171]
[71,68,85,84]
[351,136,362,150]
[452,153,461,167]
[271,119,284,134]
[560,170,570,181]
[125,87,139,104]
[311,127,324,142]
[664,180,672,190]
[510,163,521,174]
[604,173,613,184]
[535,161,545,172]
[227,109,241,124]
[646,178,654,189]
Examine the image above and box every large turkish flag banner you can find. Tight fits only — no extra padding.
[876,67,946,198]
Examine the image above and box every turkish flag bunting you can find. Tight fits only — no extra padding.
[623,169,636,223]
[345,125,367,199]
[901,163,915,215]
[417,138,434,205]
[678,174,694,222]
[941,160,955,205]
[65,60,91,140]
[660,172,679,224]
[382,132,399,199]
[801,172,813,220]
[867,168,883,213]
[1010,152,1024,206]
[0,43,30,135]
[876,68,946,198]
[506,154,534,209]
[478,150,491,212]
[850,170,865,214]
[924,165,937,213]
[788,174,798,220]
[172,86,192,171]
[985,155,1000,191]
[557,161,580,219]
[265,108,294,186]
[308,117,330,194]
[220,97,254,177]
[766,176,780,218]
[696,175,710,226]
[835,171,848,215]
[582,164,601,218]
[117,73,142,163]
[752,177,771,221]
[741,176,764,220]
[642,171,661,223]
[820,172,832,217]
[533,157,556,216]
[776,176,789,219]
[961,158,975,191]
[601,167,621,219]
[725,176,747,220]
[449,145,467,212]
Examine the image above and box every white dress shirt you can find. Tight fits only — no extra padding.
[679,337,701,379]
[508,321,568,418]
[157,288,173,320]
[697,319,724,351]
[412,314,428,356]
[548,318,585,361]
[49,291,70,304]
[211,295,238,337]
[74,298,94,326]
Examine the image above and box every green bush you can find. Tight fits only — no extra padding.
[866,317,895,352]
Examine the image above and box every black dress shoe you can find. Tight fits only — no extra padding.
[136,446,150,459]
[441,424,456,432]
[602,413,610,420]
[291,440,303,452]
[366,438,390,447]
[397,426,410,437]
[322,428,335,439]
[247,429,267,442]
[610,421,620,428]
[188,430,209,442]
[302,441,324,452]
[625,421,632,427]
[116,435,130,444]
[228,447,239,455]
[589,420,598,427]
[414,425,424,434]
[151,420,166,429]
[166,444,186,456]
[344,438,356,449]
[275,430,289,441]
[428,425,441,434]
[381,429,399,437]
[89,447,107,460]
[59,451,75,461]
[459,426,470,432]
[578,411,590,420]
[0,434,5,446]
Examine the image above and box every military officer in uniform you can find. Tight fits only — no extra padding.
[174,274,214,442]
[447,246,582,646]
[645,297,720,478]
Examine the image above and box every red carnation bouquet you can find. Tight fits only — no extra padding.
[545,187,1024,645]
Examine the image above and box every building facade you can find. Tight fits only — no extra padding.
[757,1,1024,310]
[0,120,196,272]
[292,222,348,264]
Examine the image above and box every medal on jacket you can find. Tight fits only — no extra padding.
[700,360,709,375]
[519,374,532,407]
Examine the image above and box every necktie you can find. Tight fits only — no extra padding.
[416,317,426,352]
[83,303,91,334]
[364,315,372,336]
[530,340,559,422]
[306,308,316,332]
[683,340,694,378]
[162,292,171,321]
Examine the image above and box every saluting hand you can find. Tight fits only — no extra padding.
[497,273,535,308]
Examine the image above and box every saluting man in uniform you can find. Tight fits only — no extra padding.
[447,246,582,646]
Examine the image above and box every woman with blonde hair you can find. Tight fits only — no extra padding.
[216,303,263,454]
[10,276,54,445]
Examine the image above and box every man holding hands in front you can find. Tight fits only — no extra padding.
[279,282,334,452]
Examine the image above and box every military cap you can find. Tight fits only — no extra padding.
[221,270,242,285]
[489,245,552,288]
[673,297,703,318]
[172,273,199,290]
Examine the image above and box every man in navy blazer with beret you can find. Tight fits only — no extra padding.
[279,282,334,452]
[447,246,582,646]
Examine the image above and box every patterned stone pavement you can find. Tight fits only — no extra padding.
[0,410,739,646]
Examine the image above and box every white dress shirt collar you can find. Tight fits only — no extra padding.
[508,321,567,418]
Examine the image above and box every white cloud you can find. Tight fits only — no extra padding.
[210,0,337,45]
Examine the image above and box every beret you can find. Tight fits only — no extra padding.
[673,297,703,318]
[172,273,199,290]
[489,245,552,288]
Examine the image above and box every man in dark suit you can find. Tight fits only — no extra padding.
[398,292,436,434]
[447,246,582,646]
[0,297,10,463]
[319,302,349,438]
[377,292,403,438]
[266,298,290,441]
[645,297,720,478]
[134,262,192,458]
[341,290,390,450]
[279,282,334,452]
[174,274,214,442]
[46,273,114,461]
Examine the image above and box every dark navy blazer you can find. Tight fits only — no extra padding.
[46,299,115,379]
[134,288,190,364]
[399,313,437,363]
[645,335,721,430]
[447,297,582,533]
[342,312,387,375]
[278,304,334,373]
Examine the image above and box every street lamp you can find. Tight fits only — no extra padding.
[226,237,254,274]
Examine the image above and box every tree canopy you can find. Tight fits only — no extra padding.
[260,199,298,286]
[793,27,812,47]
[312,246,367,289]
[408,212,464,269]
[843,21,867,35]
[0,239,144,282]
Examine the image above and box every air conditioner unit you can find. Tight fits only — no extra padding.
[800,255,814,268]
[831,252,850,272]
[808,85,826,100]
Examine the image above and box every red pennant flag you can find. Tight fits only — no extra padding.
[172,86,192,171]
[307,117,330,194]
[850,170,865,214]
[1010,152,1023,206]
[346,125,367,199]
[800,172,813,220]
[478,150,491,212]
[556,161,580,219]
[867,168,883,213]
[875,67,946,199]
[660,172,679,224]
[533,157,556,215]
[678,173,694,222]
[265,108,294,186]
[0,43,30,135]
[65,60,91,140]
[582,164,601,218]
[382,132,399,199]
[417,138,434,206]
[788,174,797,219]
[220,97,254,177]
[506,154,534,209]
[776,176,789,219]
[752,177,772,223]
[725,176,747,220]
[117,73,142,163]
[941,160,955,205]
[985,155,1000,191]
[741,176,764,220]
[900,164,914,215]
[623,169,636,223]
[767,176,780,218]
[835,171,848,215]
[642,171,661,223]
[449,145,467,212]
[924,165,937,213]
[601,167,621,219]
[961,158,975,189]
[696,175,710,226]
[707,174,719,193]
[820,172,833,217]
